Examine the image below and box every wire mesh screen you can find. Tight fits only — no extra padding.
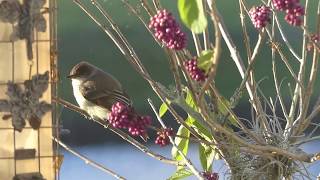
[0,0,58,179]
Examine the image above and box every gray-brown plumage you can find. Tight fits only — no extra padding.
[68,61,131,120]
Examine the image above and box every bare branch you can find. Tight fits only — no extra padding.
[53,137,126,180]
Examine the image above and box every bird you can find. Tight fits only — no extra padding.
[67,61,131,121]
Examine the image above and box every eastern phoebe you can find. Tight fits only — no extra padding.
[68,61,131,120]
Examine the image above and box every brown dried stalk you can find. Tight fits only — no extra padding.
[197,5,221,102]
[207,0,270,133]
[140,0,155,16]
[287,0,310,136]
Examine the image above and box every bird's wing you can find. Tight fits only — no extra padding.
[80,80,132,110]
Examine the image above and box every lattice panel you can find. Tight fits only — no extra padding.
[0,0,58,179]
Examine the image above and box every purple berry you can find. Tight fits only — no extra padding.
[272,0,305,26]
[155,128,173,147]
[108,102,131,129]
[184,59,207,82]
[285,5,304,26]
[108,102,152,137]
[149,9,187,50]
[272,0,299,11]
[249,5,271,29]
[202,172,219,180]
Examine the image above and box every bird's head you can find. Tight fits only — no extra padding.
[67,61,95,80]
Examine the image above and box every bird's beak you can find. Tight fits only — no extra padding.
[67,74,75,79]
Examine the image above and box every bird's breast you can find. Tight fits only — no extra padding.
[72,79,89,109]
[72,79,109,120]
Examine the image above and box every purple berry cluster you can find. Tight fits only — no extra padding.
[202,172,219,180]
[272,0,299,10]
[184,59,207,82]
[128,115,152,136]
[249,5,271,29]
[272,0,305,26]
[108,102,152,137]
[149,9,187,50]
[155,128,173,147]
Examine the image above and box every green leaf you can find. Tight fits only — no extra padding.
[185,89,196,109]
[198,50,214,73]
[159,102,169,118]
[217,96,238,127]
[199,143,219,172]
[177,0,207,33]
[171,124,190,162]
[167,168,193,180]
[184,89,213,141]
[186,116,212,141]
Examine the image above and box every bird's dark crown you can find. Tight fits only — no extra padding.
[68,61,94,79]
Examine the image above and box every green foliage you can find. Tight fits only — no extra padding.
[198,50,214,73]
[171,124,190,163]
[186,115,212,141]
[217,96,238,127]
[185,88,196,109]
[177,0,207,33]
[199,143,218,172]
[167,168,193,180]
[184,89,213,141]
[183,89,220,171]
[159,102,169,118]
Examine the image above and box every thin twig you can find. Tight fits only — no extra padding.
[166,50,183,94]
[287,0,310,138]
[197,7,222,102]
[209,1,270,132]
[192,33,202,56]
[294,44,319,135]
[148,99,204,180]
[53,137,126,180]
[140,0,155,16]
[273,15,301,62]
[272,55,289,122]
[202,0,210,50]
[152,0,161,11]
[270,42,303,88]
[239,0,252,61]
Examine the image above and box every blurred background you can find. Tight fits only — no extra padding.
[57,0,320,179]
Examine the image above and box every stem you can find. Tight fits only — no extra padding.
[197,7,222,102]
[208,1,270,132]
[53,137,126,180]
[202,0,210,50]
[140,0,155,16]
[152,0,161,11]
[274,15,301,62]
[239,0,252,61]
[192,33,202,56]
[294,45,319,135]
[287,0,310,138]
